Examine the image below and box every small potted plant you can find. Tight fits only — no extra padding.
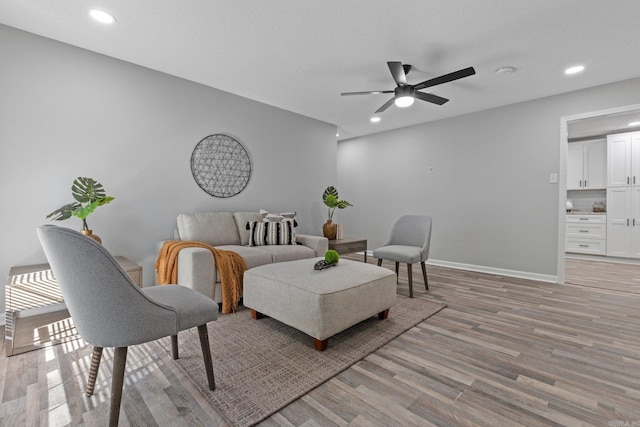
[322,186,352,239]
[314,250,340,271]
[47,177,114,243]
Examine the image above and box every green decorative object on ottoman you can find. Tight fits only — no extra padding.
[324,249,340,264]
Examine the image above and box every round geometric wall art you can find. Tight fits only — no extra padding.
[190,134,252,198]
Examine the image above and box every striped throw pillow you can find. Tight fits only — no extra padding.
[248,220,296,246]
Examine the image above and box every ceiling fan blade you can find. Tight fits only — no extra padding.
[375,97,396,113]
[387,61,407,85]
[341,90,394,96]
[414,66,476,91]
[415,91,449,105]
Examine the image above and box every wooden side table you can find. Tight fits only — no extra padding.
[5,256,142,356]
[328,238,368,263]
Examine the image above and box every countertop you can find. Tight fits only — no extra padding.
[566,211,606,215]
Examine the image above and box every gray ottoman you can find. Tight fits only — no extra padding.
[243,258,397,351]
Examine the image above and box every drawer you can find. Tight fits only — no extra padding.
[565,222,606,239]
[566,214,606,224]
[566,238,606,255]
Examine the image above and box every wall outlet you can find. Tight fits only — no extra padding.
[549,172,558,184]
[428,167,434,174]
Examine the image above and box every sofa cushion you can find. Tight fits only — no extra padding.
[216,245,273,269]
[248,220,296,246]
[233,212,263,246]
[177,212,240,246]
[257,244,315,263]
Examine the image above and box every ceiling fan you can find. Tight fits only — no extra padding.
[341,61,476,114]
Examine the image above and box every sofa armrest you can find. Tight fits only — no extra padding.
[176,248,217,298]
[155,242,218,299]
[296,234,328,257]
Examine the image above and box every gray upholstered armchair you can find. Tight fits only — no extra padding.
[37,225,218,427]
[372,215,432,298]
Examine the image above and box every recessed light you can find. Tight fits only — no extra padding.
[90,9,116,24]
[370,116,381,123]
[564,65,585,75]
[629,121,640,127]
[495,66,516,75]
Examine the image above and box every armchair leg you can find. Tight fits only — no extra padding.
[171,335,179,360]
[407,264,414,298]
[109,347,128,427]
[197,324,216,391]
[86,346,103,397]
[377,259,382,267]
[395,262,400,284]
[421,261,429,290]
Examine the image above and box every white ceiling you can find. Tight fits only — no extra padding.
[2,0,640,140]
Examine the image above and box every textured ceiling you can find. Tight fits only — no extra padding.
[2,0,640,140]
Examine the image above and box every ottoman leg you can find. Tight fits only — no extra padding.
[378,309,390,320]
[313,338,329,351]
[250,309,265,319]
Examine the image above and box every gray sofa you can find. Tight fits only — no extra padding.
[160,212,328,302]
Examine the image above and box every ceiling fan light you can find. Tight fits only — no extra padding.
[394,86,415,108]
[395,96,414,108]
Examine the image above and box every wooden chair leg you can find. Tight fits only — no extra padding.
[377,258,382,267]
[171,335,179,360]
[86,346,103,397]
[109,347,128,427]
[407,264,414,298]
[421,261,429,290]
[395,262,400,284]
[197,324,216,391]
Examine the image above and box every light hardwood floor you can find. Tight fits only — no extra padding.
[566,256,640,294]
[1,256,639,426]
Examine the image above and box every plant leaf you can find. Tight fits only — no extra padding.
[72,200,100,220]
[46,202,81,221]
[323,194,339,208]
[322,186,338,202]
[72,177,106,203]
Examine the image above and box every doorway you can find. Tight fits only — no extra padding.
[559,104,640,292]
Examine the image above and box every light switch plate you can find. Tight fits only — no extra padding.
[549,172,558,184]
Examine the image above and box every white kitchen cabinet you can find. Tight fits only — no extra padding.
[607,131,640,187]
[606,186,640,258]
[567,139,606,190]
[566,214,606,255]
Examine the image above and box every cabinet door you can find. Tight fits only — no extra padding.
[567,143,584,190]
[631,187,640,257]
[584,140,606,189]
[608,134,631,187]
[631,134,640,186]
[607,187,631,256]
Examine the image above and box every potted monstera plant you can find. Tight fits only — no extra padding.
[322,186,352,240]
[46,177,114,243]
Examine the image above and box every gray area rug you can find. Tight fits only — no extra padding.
[174,296,446,427]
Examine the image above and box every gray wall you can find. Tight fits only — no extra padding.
[0,25,337,318]
[338,77,640,279]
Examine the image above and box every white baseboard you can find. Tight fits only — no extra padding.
[365,250,559,284]
[427,259,558,284]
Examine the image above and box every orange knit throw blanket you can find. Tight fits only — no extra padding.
[155,240,247,314]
